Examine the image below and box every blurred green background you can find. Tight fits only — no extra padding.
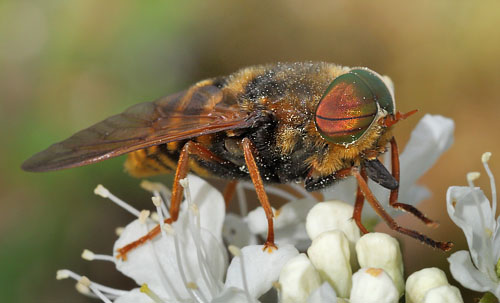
[2,0,500,302]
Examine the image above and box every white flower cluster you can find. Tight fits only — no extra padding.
[277,201,464,303]
[56,175,464,303]
[53,114,462,302]
[58,175,305,303]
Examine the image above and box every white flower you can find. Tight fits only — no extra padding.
[323,114,454,221]
[350,268,399,303]
[406,267,463,303]
[447,152,500,298]
[307,230,353,298]
[278,253,322,303]
[278,200,405,302]
[423,285,464,303]
[57,175,298,303]
[355,232,404,296]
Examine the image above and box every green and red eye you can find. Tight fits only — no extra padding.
[314,68,394,146]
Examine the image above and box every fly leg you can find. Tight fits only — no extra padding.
[223,180,238,209]
[352,168,453,251]
[388,137,438,227]
[353,168,369,234]
[241,137,277,252]
[116,141,227,260]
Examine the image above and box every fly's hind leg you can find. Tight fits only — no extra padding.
[388,137,438,227]
[241,137,277,252]
[116,141,227,260]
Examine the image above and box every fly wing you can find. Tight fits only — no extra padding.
[22,83,257,172]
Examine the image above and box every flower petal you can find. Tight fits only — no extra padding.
[307,282,338,303]
[448,250,498,294]
[398,114,454,199]
[279,253,322,303]
[246,199,316,249]
[273,222,311,251]
[447,186,496,272]
[114,202,227,300]
[224,244,299,298]
[223,213,258,248]
[180,174,226,242]
[274,199,317,228]
[245,206,276,235]
[113,288,151,303]
[212,287,261,303]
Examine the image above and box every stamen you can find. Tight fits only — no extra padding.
[180,178,193,207]
[163,223,175,235]
[181,176,220,297]
[140,284,165,303]
[81,249,114,262]
[94,185,141,217]
[89,285,113,303]
[142,222,184,300]
[185,281,210,303]
[188,203,221,297]
[467,172,481,182]
[56,269,70,280]
[152,197,167,238]
[76,281,91,296]
[76,276,113,303]
[115,227,124,236]
[228,245,252,303]
[171,227,206,303]
[482,152,497,217]
[139,210,150,224]
[55,269,128,296]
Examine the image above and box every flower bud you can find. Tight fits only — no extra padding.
[350,268,399,303]
[423,285,464,303]
[307,230,352,298]
[279,254,322,303]
[406,267,449,303]
[307,282,338,303]
[306,201,361,269]
[355,232,404,296]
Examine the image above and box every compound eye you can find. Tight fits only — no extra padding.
[315,72,378,145]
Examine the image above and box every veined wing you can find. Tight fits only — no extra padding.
[22,83,258,172]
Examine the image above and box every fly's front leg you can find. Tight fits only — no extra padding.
[116,141,226,260]
[353,168,369,234]
[388,137,438,227]
[241,137,277,252]
[352,167,453,251]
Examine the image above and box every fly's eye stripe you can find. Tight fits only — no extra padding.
[315,71,380,145]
